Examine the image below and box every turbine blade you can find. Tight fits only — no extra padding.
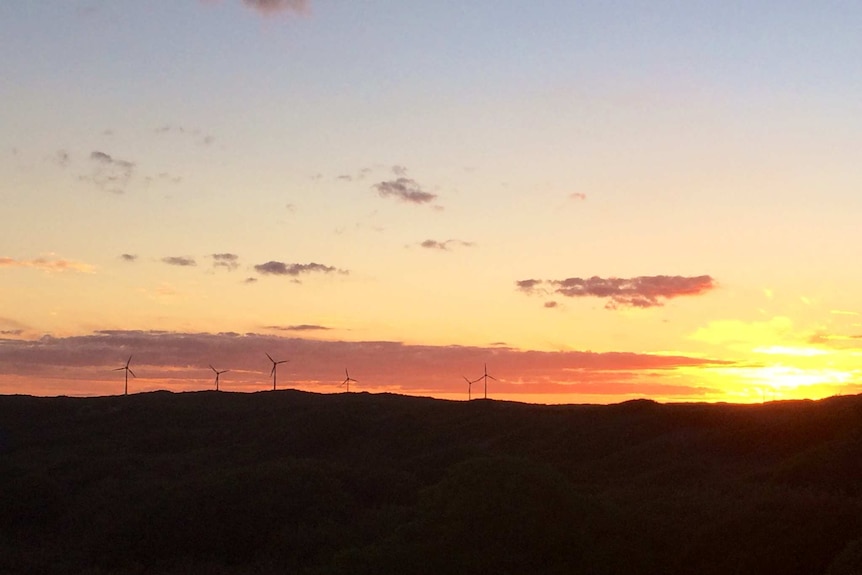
[270,366,276,376]
[113,367,125,371]
[128,369,136,378]
[488,375,497,381]
[127,355,133,366]
[265,352,274,362]
[210,364,217,373]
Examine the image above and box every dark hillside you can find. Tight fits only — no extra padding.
[1,391,861,574]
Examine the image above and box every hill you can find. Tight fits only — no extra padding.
[1,391,861,574]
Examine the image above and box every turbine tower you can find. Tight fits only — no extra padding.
[463,375,479,401]
[340,369,357,392]
[114,355,136,396]
[210,364,228,391]
[473,363,496,399]
[266,353,288,391]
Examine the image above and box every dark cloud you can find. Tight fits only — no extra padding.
[254,261,344,277]
[419,239,475,251]
[544,301,559,309]
[517,275,716,309]
[374,178,438,205]
[244,277,258,284]
[120,254,138,262]
[162,256,197,267]
[515,279,544,293]
[212,253,239,271]
[266,325,332,332]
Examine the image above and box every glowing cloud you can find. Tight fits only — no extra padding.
[518,275,715,309]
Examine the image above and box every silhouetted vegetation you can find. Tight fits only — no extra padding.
[1,391,861,574]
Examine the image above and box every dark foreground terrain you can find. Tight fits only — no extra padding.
[1,391,861,574]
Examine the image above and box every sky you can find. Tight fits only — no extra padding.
[2,0,862,403]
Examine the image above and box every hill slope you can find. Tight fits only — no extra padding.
[1,391,861,574]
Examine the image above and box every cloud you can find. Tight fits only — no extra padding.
[0,256,94,273]
[244,277,258,284]
[82,150,135,193]
[544,301,559,309]
[569,193,587,201]
[374,178,438,205]
[254,261,344,276]
[392,165,408,176]
[418,239,475,251]
[265,325,332,332]
[515,279,544,293]
[0,317,29,338]
[242,0,309,15]
[53,150,70,168]
[517,275,715,309]
[212,253,239,271]
[162,256,197,267]
[120,254,138,262]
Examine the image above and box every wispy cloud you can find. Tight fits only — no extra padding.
[569,193,587,201]
[155,124,215,146]
[81,150,135,194]
[243,0,309,15]
[203,0,310,16]
[418,239,475,251]
[120,254,138,262]
[517,275,716,309]
[212,253,239,271]
[162,256,197,267]
[0,256,94,273]
[374,178,438,206]
[254,261,345,277]
[53,150,70,168]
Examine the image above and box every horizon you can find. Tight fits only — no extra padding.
[3,2,862,404]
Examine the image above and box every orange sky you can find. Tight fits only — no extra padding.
[2,1,862,403]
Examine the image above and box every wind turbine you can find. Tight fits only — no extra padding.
[210,364,228,391]
[266,353,288,391]
[340,369,357,392]
[463,376,479,401]
[114,355,135,396]
[472,363,496,399]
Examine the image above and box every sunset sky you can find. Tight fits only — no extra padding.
[3,0,862,403]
